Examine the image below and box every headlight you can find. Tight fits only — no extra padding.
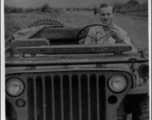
[6,78,24,97]
[108,75,127,93]
[138,65,149,80]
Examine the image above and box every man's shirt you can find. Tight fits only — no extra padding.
[84,24,137,52]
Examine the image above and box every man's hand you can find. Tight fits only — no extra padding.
[109,30,125,43]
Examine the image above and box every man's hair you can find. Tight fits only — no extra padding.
[99,3,114,13]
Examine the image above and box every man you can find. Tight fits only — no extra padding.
[85,3,137,52]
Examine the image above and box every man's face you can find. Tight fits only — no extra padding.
[99,6,114,25]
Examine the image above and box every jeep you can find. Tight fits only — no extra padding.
[5,19,149,120]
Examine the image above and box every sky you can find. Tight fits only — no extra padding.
[5,0,147,8]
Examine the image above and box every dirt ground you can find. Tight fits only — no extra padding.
[5,11,148,49]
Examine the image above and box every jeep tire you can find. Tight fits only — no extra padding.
[132,95,149,120]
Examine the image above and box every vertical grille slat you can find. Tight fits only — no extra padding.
[45,76,52,120]
[81,75,88,120]
[87,74,91,120]
[72,75,79,120]
[27,78,34,120]
[90,74,97,120]
[42,76,46,120]
[96,74,100,120]
[63,75,70,120]
[78,75,82,120]
[36,76,43,120]
[27,72,106,120]
[99,75,106,120]
[52,76,55,120]
[54,76,61,120]
[61,76,64,120]
[33,77,37,120]
[69,75,73,120]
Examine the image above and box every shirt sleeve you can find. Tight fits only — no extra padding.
[121,32,138,53]
[114,25,137,53]
[84,28,96,44]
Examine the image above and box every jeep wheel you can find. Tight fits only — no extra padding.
[132,95,149,120]
[76,24,114,40]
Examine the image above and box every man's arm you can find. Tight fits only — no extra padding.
[110,26,138,53]
[85,28,96,44]
[116,30,138,53]
[122,35,138,53]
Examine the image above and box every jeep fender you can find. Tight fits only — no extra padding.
[127,83,149,95]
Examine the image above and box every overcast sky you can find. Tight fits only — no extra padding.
[5,0,147,8]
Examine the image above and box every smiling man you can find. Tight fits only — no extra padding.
[84,3,137,52]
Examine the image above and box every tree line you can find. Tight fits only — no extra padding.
[113,0,148,15]
[5,0,148,16]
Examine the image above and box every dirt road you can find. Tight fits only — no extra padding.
[5,11,148,49]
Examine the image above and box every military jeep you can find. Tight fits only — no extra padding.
[5,19,149,120]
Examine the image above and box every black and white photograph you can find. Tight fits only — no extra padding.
[2,0,150,120]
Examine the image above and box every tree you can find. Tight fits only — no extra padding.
[5,5,10,13]
[141,1,148,10]
[113,2,123,12]
[41,3,50,12]
[127,0,140,5]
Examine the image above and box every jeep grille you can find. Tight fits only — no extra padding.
[27,72,106,120]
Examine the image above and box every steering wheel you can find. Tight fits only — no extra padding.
[76,24,116,41]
